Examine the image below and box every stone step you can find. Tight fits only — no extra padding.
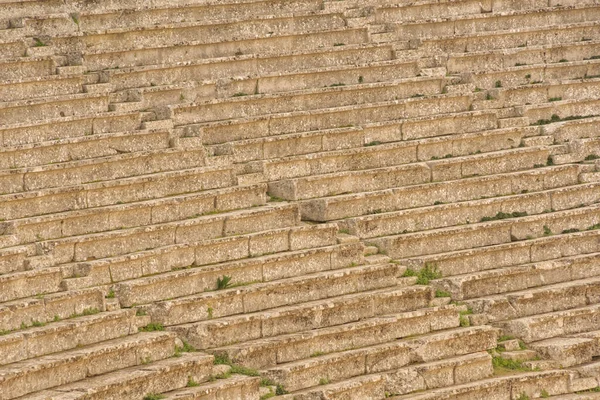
[188,92,472,149]
[375,0,490,24]
[146,260,397,328]
[498,116,531,128]
[572,329,600,353]
[498,349,539,362]
[553,393,600,400]
[108,41,394,92]
[0,56,56,82]
[521,98,600,128]
[383,5,600,42]
[1,1,70,21]
[419,19,600,55]
[77,0,322,31]
[263,329,495,392]
[447,39,600,74]
[52,11,348,54]
[0,74,84,103]
[18,12,75,37]
[261,139,422,182]
[208,306,460,369]
[388,370,571,399]
[472,78,600,115]
[166,285,431,349]
[8,183,266,245]
[82,26,369,71]
[224,57,419,98]
[208,126,366,162]
[0,39,26,61]
[531,337,596,368]
[0,111,142,148]
[115,81,218,111]
[301,164,580,221]
[364,253,391,264]
[25,44,55,58]
[340,182,600,240]
[0,165,236,221]
[201,106,496,148]
[172,76,445,125]
[30,203,299,269]
[55,65,87,76]
[216,321,494,373]
[0,92,110,126]
[573,353,600,382]
[0,245,29,275]
[466,59,600,92]
[279,373,385,400]
[0,129,172,170]
[141,118,174,131]
[0,287,105,332]
[556,136,600,164]
[268,162,431,201]
[436,252,600,302]
[496,303,600,343]
[0,331,177,398]
[218,112,500,162]
[0,309,137,366]
[83,82,113,94]
[269,146,549,201]
[161,374,261,400]
[0,146,208,195]
[258,124,530,182]
[115,58,419,113]
[0,267,62,303]
[65,221,337,290]
[22,352,215,400]
[550,115,600,143]
[402,226,600,277]
[369,203,600,259]
[108,100,143,113]
[0,232,18,249]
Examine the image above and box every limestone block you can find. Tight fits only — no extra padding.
[531,337,595,367]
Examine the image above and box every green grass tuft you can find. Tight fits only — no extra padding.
[217,275,233,290]
[480,211,527,222]
[402,264,442,285]
[143,394,165,400]
[139,323,164,332]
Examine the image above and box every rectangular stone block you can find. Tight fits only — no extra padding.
[499,303,600,343]
[30,352,215,399]
[0,331,175,398]
[1,264,59,301]
[374,222,512,259]
[85,166,235,208]
[0,130,171,171]
[0,309,136,366]
[216,306,458,370]
[174,77,443,125]
[83,27,368,71]
[383,352,493,396]
[268,163,431,201]
[344,191,551,239]
[0,93,109,126]
[0,57,56,81]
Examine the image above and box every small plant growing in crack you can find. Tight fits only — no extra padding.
[217,275,232,290]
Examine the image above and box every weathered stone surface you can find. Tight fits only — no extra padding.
[3,1,600,398]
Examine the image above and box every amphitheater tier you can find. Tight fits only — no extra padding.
[2,0,600,399]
